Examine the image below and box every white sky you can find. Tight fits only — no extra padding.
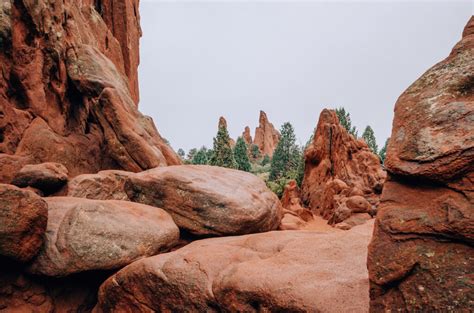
[138,1,473,152]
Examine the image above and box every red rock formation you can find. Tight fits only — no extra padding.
[12,162,68,195]
[217,116,235,146]
[95,221,374,312]
[368,17,474,311]
[0,184,47,262]
[279,180,313,230]
[253,111,280,157]
[242,126,253,145]
[301,109,386,224]
[0,0,180,181]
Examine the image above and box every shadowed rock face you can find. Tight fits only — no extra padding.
[301,109,386,224]
[95,221,374,313]
[368,17,474,312]
[253,111,280,157]
[0,0,180,181]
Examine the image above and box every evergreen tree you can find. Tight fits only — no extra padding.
[250,144,261,159]
[379,138,389,164]
[177,148,185,159]
[261,155,271,166]
[210,125,237,169]
[206,148,214,162]
[335,107,358,137]
[187,148,197,161]
[362,125,378,154]
[192,147,209,165]
[233,137,251,172]
[269,122,300,181]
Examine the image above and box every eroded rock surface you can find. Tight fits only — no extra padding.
[301,109,386,224]
[12,162,68,194]
[0,184,47,262]
[27,197,179,277]
[0,0,180,180]
[253,111,280,157]
[125,165,283,236]
[368,17,474,312]
[96,221,374,313]
[66,170,133,200]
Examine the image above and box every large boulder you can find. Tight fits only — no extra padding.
[12,162,68,194]
[66,170,133,200]
[301,109,386,223]
[95,221,374,313]
[253,110,280,157]
[125,165,283,236]
[368,17,474,311]
[0,184,47,262]
[0,0,180,178]
[27,197,179,277]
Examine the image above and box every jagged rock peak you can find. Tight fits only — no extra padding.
[301,109,386,224]
[253,110,280,157]
[242,126,253,145]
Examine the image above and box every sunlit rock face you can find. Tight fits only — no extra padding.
[368,16,474,312]
[301,109,386,225]
[0,0,180,182]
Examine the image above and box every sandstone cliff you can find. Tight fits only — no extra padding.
[301,109,386,225]
[253,110,280,157]
[0,0,180,181]
[367,16,474,311]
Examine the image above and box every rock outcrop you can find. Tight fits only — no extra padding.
[301,109,386,224]
[125,165,283,236]
[242,126,253,145]
[27,197,179,277]
[0,0,180,181]
[66,170,133,200]
[96,221,374,313]
[279,180,314,230]
[368,17,474,311]
[0,184,47,262]
[253,111,280,157]
[12,162,68,194]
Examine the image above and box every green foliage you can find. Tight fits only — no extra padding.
[206,148,214,162]
[261,154,271,166]
[266,177,292,198]
[187,148,197,161]
[192,147,209,165]
[362,125,378,154]
[379,138,389,164]
[295,135,313,187]
[335,107,358,137]
[177,148,185,159]
[269,122,301,182]
[250,144,261,159]
[234,137,251,172]
[210,126,237,169]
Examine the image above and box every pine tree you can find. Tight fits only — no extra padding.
[250,144,260,160]
[210,125,237,169]
[379,138,389,164]
[335,107,358,137]
[233,137,251,172]
[187,148,197,161]
[177,148,185,159]
[261,155,271,166]
[362,125,378,154]
[192,147,209,165]
[269,122,300,181]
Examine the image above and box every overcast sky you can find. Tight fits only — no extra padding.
[138,0,472,152]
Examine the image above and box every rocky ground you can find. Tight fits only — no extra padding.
[0,0,472,312]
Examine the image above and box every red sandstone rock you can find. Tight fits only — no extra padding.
[368,17,474,312]
[0,0,180,179]
[242,126,253,145]
[95,221,374,312]
[125,165,283,236]
[0,184,47,262]
[66,170,133,200]
[27,197,179,277]
[301,109,386,224]
[279,180,314,230]
[253,111,280,157]
[12,162,68,194]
